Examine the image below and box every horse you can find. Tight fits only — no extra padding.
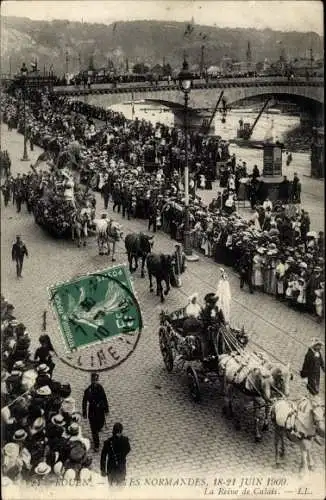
[71,210,90,247]
[95,218,123,259]
[218,352,292,441]
[271,396,325,473]
[146,253,177,302]
[125,232,154,277]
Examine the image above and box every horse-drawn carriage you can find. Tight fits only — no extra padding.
[158,306,249,402]
[158,305,297,445]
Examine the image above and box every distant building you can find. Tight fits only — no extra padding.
[207,65,221,76]
[290,57,324,76]
[232,61,252,75]
[220,56,233,74]
[263,58,270,71]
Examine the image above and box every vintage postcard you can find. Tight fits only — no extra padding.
[1,1,324,499]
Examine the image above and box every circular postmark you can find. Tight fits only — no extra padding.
[48,265,142,372]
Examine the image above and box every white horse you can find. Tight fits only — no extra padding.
[271,396,325,473]
[94,217,123,260]
[218,352,292,441]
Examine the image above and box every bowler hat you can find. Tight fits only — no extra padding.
[60,384,71,398]
[204,293,218,304]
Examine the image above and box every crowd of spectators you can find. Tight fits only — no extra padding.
[1,90,324,319]
[1,296,104,486]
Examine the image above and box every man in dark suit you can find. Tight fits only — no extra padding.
[11,235,28,278]
[239,249,254,293]
[101,422,131,485]
[279,176,290,203]
[82,373,109,452]
[102,179,111,210]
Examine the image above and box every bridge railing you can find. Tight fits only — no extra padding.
[53,76,323,95]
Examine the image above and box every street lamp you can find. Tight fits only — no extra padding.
[178,56,198,261]
[20,63,29,162]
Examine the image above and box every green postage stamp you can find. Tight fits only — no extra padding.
[49,265,142,354]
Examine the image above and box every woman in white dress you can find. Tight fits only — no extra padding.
[215,268,232,324]
[228,174,235,191]
[252,248,265,289]
[250,208,261,230]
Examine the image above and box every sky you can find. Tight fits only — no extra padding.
[1,0,324,34]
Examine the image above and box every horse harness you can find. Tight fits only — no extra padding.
[283,398,323,440]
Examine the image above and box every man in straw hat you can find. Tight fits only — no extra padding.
[300,339,325,395]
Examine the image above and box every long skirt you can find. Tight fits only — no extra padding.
[264,267,276,295]
[252,264,263,287]
[276,279,285,295]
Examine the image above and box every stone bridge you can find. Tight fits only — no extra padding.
[55,77,324,111]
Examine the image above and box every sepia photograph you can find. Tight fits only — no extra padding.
[0,1,324,499]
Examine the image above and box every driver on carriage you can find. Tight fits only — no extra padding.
[198,293,226,361]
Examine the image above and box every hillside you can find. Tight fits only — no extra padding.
[1,16,323,76]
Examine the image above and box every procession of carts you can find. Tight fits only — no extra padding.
[158,306,249,402]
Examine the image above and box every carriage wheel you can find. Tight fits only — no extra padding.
[159,328,174,372]
[187,366,201,402]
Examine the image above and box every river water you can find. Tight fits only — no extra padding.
[106,100,311,173]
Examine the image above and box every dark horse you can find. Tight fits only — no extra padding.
[125,233,154,278]
[147,253,177,303]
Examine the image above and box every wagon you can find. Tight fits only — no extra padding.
[158,307,248,402]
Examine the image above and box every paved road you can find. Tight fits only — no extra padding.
[1,126,324,487]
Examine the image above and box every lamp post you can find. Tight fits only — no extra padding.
[20,63,29,162]
[178,57,198,261]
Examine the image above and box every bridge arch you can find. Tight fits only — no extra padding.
[69,80,323,112]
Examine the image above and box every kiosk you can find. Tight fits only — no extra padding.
[258,141,285,201]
